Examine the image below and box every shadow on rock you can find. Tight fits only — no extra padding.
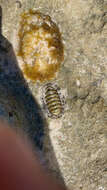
[0,6,66,187]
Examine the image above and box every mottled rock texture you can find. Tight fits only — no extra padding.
[0,0,107,189]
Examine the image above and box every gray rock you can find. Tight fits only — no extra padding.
[0,0,107,189]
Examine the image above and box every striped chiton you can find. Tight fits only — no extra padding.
[18,10,64,82]
[42,83,64,119]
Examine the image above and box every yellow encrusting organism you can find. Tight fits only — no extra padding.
[18,10,64,82]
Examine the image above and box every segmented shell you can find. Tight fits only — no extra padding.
[43,83,64,118]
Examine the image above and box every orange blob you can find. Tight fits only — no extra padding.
[18,10,64,82]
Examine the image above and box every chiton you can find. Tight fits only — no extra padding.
[42,83,64,119]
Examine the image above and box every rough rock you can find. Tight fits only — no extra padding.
[0,0,107,189]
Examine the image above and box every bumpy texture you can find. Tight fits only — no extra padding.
[0,0,107,190]
[18,10,64,82]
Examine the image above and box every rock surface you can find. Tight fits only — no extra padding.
[0,0,107,189]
